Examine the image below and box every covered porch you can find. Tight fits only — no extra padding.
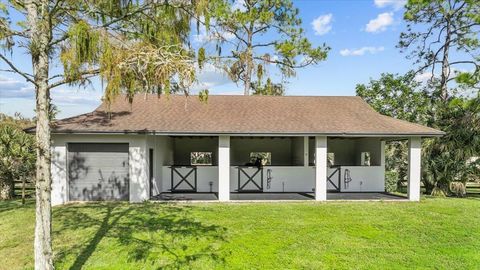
[148,135,420,201]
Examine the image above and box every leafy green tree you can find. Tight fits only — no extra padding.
[0,0,213,268]
[357,73,480,195]
[356,72,431,123]
[251,78,285,96]
[399,0,480,100]
[422,95,480,194]
[397,0,480,195]
[202,0,329,95]
[356,73,430,191]
[0,114,36,200]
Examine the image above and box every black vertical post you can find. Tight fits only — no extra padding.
[170,166,173,192]
[260,168,264,191]
[194,167,197,192]
[238,167,240,192]
[338,167,341,192]
[149,148,153,199]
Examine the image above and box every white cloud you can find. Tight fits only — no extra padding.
[193,29,235,43]
[0,75,102,107]
[414,72,433,82]
[365,12,394,33]
[414,69,472,83]
[190,63,231,92]
[374,0,407,10]
[0,76,35,98]
[192,18,235,44]
[311,14,333,36]
[339,46,385,56]
[50,88,102,106]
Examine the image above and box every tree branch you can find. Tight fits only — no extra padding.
[47,69,100,90]
[0,53,37,86]
[252,41,277,48]
[0,68,34,77]
[50,2,154,46]
[253,56,315,69]
[252,25,268,35]
[449,60,479,66]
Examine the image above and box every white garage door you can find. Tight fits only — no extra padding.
[67,143,129,201]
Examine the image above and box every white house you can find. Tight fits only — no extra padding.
[44,95,444,205]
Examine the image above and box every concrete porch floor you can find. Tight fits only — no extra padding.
[152,192,407,201]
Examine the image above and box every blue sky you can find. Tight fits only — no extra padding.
[0,0,416,119]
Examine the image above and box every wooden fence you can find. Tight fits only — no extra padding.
[14,179,35,199]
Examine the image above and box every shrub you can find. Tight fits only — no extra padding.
[431,187,447,197]
[385,171,399,193]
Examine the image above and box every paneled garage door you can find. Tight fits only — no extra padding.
[68,143,129,201]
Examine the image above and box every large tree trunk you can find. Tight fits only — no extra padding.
[243,20,254,96]
[0,176,14,200]
[26,0,54,269]
[439,18,451,101]
[243,50,253,96]
[34,74,53,270]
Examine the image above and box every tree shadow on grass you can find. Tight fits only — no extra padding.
[53,203,229,269]
[0,199,34,214]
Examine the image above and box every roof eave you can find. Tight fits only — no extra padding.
[48,130,445,138]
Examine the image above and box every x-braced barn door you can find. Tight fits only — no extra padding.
[327,166,341,192]
[170,166,197,192]
[237,166,263,192]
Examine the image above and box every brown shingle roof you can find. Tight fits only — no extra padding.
[47,94,444,136]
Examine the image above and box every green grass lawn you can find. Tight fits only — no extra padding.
[1,198,480,270]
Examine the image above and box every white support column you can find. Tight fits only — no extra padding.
[408,137,422,201]
[304,136,309,167]
[218,136,230,201]
[315,136,327,201]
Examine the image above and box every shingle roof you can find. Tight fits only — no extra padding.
[46,94,444,136]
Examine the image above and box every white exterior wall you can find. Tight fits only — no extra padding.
[162,166,218,192]
[52,134,388,204]
[159,165,386,193]
[229,166,315,192]
[162,165,315,193]
[51,134,149,205]
[325,140,386,192]
[153,136,173,195]
[327,166,385,192]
